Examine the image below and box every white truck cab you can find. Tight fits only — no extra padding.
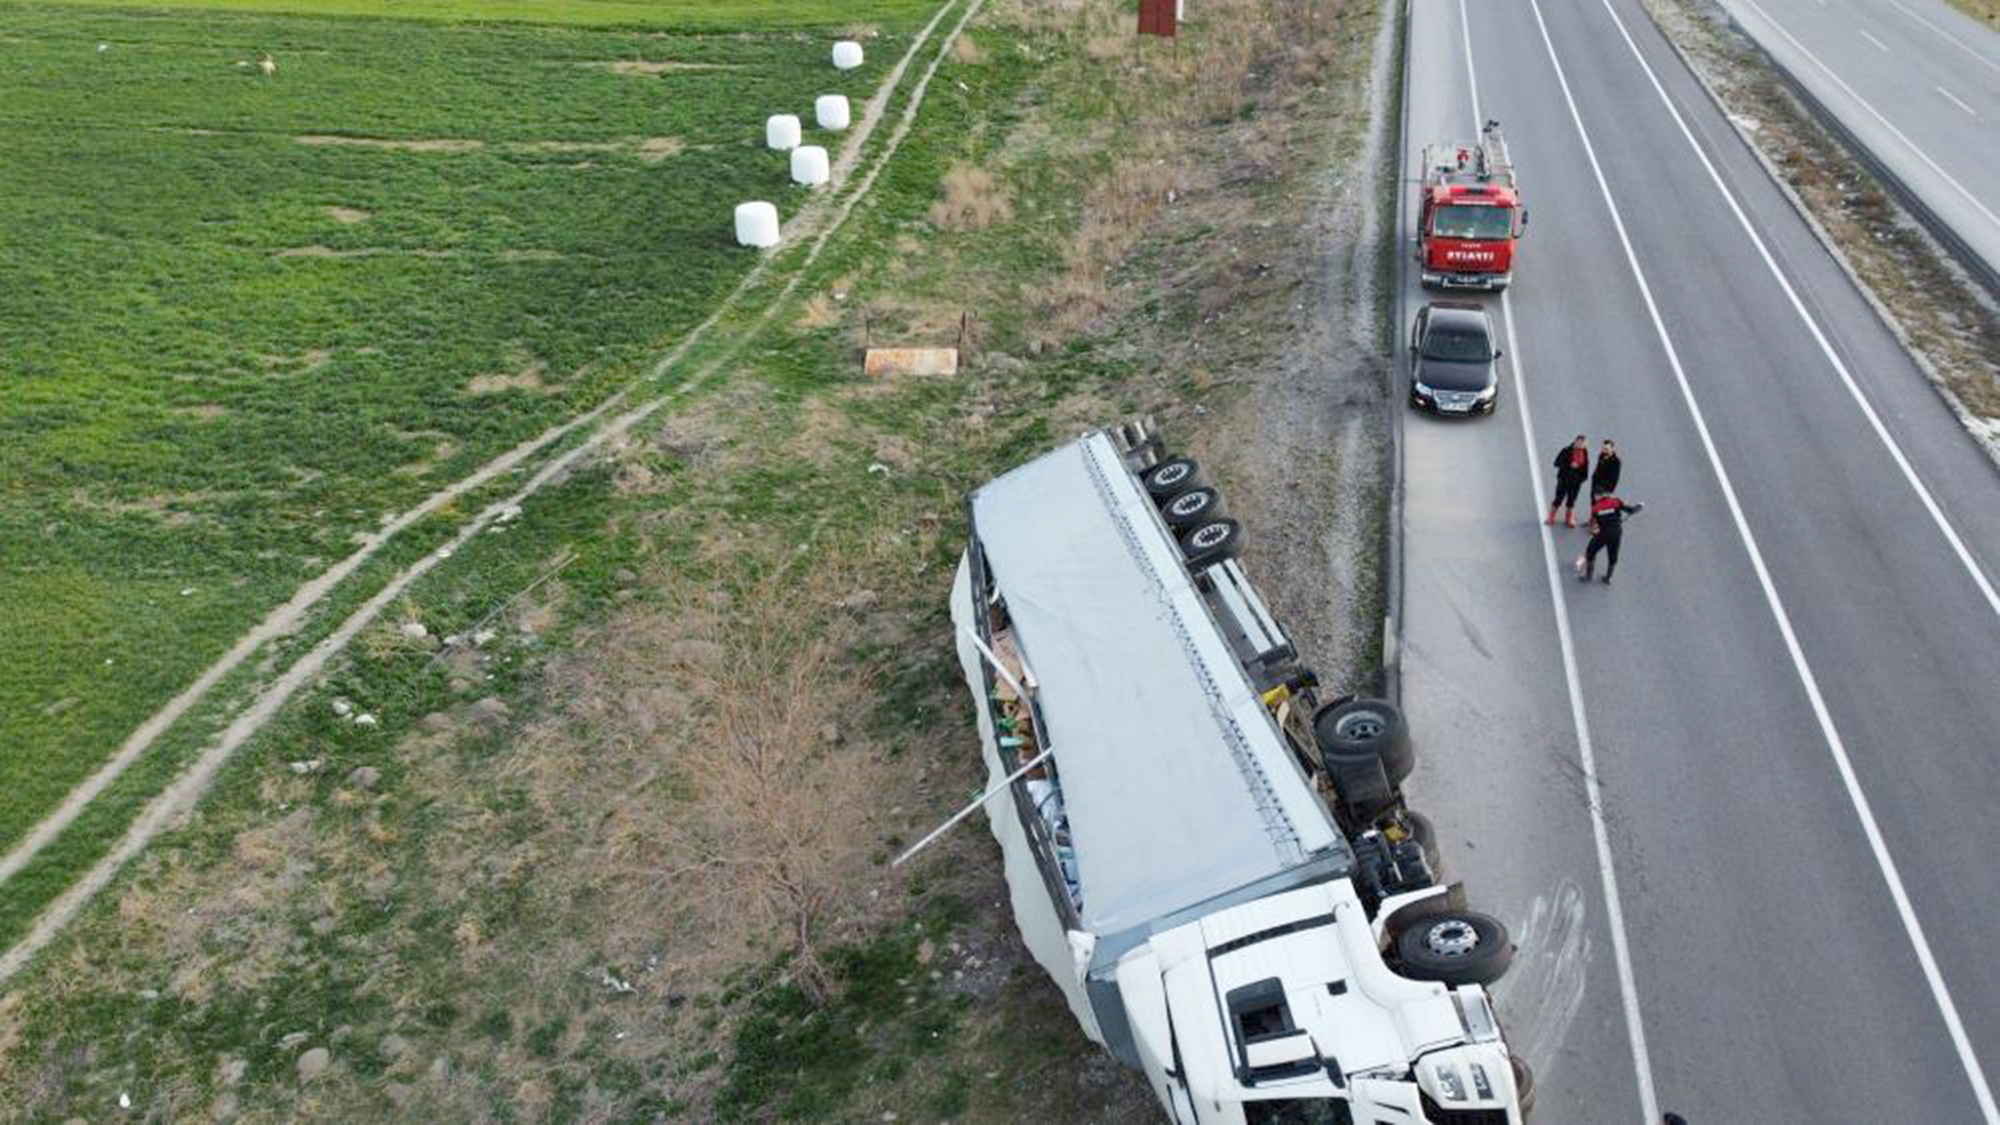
[1122,881,1520,1123]
[952,424,1528,1124]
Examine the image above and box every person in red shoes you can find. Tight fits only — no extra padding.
[1547,434,1590,527]
[1576,492,1643,584]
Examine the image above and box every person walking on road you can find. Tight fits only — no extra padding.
[1591,438,1622,497]
[1547,434,1590,527]
[1576,492,1643,585]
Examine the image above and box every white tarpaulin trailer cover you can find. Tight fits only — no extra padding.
[967,433,1344,936]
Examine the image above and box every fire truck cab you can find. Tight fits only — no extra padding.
[1418,120,1524,291]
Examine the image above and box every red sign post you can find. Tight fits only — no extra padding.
[1138,0,1177,37]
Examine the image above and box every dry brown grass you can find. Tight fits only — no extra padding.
[929,163,1015,232]
[952,33,988,64]
[798,290,840,328]
[1946,0,1998,24]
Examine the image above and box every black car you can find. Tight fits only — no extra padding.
[1409,301,1501,416]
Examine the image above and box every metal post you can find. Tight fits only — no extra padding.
[892,744,1056,867]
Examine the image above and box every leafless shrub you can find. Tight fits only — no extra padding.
[608,564,896,999]
[930,164,1015,232]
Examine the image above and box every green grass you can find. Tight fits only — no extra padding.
[10,0,935,29]
[0,2,911,853]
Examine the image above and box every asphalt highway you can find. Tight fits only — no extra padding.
[1715,0,2000,287]
[1397,0,2000,1120]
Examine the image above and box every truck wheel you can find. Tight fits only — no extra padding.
[1161,487,1221,529]
[1313,698,1414,786]
[1512,1055,1536,1116]
[1402,810,1439,873]
[1395,911,1512,986]
[1179,518,1241,568]
[1143,457,1200,502]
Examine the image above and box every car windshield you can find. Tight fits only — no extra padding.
[1431,204,1513,240]
[1422,323,1491,363]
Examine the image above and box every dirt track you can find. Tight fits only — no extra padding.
[0,0,984,988]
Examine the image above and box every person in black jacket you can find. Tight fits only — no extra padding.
[1547,434,1590,527]
[1576,492,1643,584]
[1591,438,1622,497]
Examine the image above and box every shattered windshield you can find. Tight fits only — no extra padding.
[1431,204,1513,240]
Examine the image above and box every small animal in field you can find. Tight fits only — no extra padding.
[258,53,276,77]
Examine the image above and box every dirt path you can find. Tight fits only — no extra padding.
[1213,0,1399,695]
[0,0,981,987]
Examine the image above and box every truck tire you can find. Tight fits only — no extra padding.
[1395,911,1512,986]
[1143,457,1200,502]
[1161,487,1221,529]
[1402,810,1439,873]
[1313,698,1414,786]
[1179,518,1241,568]
[1512,1055,1536,1117]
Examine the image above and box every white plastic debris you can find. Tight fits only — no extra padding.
[765,113,801,151]
[331,697,354,717]
[354,713,379,727]
[815,95,851,131]
[832,40,864,70]
[734,201,781,248]
[400,621,429,640]
[790,145,830,186]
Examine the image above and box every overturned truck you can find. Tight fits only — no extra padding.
[950,425,1528,1123]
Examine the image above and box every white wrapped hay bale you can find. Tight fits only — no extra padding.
[734,201,780,248]
[815,94,851,131]
[765,114,801,151]
[790,145,830,186]
[832,41,864,70]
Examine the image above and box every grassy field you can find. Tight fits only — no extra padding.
[0,2,915,863]
[36,0,934,28]
[0,0,1391,1117]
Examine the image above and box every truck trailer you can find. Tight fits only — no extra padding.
[950,424,1528,1123]
[1418,120,1524,290]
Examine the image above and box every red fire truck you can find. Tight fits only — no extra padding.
[1418,120,1525,290]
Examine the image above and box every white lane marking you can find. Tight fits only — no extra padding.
[1738,0,2000,237]
[1883,0,2000,77]
[1937,85,1979,116]
[1455,3,1661,1121]
[1627,0,2000,622]
[1534,1,2000,1117]
[1858,27,1892,51]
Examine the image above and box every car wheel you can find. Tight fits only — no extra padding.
[1513,1055,1536,1116]
[1179,518,1240,568]
[1143,457,1200,502]
[1161,487,1221,529]
[1395,911,1512,986]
